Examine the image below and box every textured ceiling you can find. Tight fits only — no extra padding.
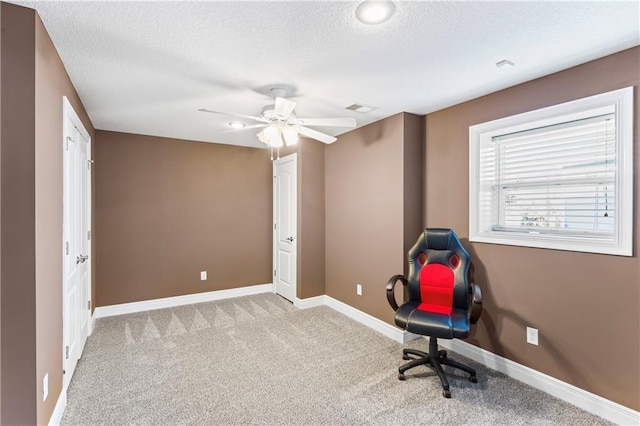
[8,1,640,148]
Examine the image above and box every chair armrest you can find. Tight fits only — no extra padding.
[386,274,408,311]
[467,261,482,324]
[470,282,482,324]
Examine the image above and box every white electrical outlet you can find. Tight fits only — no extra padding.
[356,284,362,296]
[200,271,207,281]
[526,327,539,346]
[43,373,48,402]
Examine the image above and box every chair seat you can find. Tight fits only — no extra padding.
[395,302,470,339]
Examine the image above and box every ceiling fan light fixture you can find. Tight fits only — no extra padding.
[356,0,396,25]
[257,129,269,144]
[262,125,283,147]
[263,125,279,140]
[282,127,299,146]
[258,124,298,147]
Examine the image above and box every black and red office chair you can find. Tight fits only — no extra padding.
[386,228,482,398]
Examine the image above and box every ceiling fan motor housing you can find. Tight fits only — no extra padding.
[261,104,296,122]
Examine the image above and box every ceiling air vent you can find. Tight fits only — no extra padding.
[345,103,377,114]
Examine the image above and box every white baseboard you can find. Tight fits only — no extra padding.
[294,295,326,309]
[93,283,273,319]
[323,296,418,344]
[295,294,399,341]
[48,388,66,426]
[432,338,639,425]
[309,296,638,425]
[88,309,95,336]
[88,286,639,425]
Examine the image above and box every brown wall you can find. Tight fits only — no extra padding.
[34,13,95,425]
[424,47,640,410]
[0,3,3,419]
[298,139,326,298]
[0,4,95,424]
[95,131,273,306]
[402,114,424,272]
[1,5,36,424]
[1,2,636,420]
[325,113,423,323]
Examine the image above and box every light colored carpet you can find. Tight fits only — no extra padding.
[62,293,611,425]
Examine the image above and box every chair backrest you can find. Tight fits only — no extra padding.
[406,228,470,314]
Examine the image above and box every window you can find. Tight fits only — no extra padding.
[469,87,633,256]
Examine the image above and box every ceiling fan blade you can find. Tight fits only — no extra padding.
[297,126,337,144]
[241,123,268,130]
[297,117,356,128]
[220,123,267,134]
[273,97,296,119]
[198,108,269,123]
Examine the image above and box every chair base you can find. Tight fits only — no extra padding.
[397,336,478,398]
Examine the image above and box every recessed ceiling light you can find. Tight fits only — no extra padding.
[356,0,396,25]
[228,121,245,129]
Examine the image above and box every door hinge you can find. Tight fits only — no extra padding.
[274,223,277,230]
[65,346,69,360]
[65,242,69,255]
[88,300,91,310]
[274,270,276,277]
[87,159,91,170]
[65,137,70,151]
[87,230,91,240]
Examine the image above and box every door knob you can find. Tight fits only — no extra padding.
[76,254,89,264]
[286,237,294,242]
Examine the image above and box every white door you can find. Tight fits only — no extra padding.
[63,97,91,389]
[273,153,297,302]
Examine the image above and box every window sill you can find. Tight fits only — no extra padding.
[470,232,632,256]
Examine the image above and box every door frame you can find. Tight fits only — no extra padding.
[62,96,92,390]
[272,153,297,301]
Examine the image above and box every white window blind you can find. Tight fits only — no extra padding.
[488,112,616,237]
[469,86,633,256]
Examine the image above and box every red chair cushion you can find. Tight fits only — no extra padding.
[418,263,454,315]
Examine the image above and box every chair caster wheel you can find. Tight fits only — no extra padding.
[442,389,451,398]
[398,373,406,381]
[438,350,447,359]
[469,375,478,383]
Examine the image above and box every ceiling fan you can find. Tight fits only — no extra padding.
[198,88,357,147]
